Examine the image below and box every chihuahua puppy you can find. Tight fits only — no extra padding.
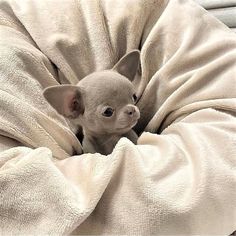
[43,50,140,155]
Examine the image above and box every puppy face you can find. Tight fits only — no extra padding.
[43,50,141,135]
[76,71,140,135]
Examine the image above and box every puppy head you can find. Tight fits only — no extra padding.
[43,50,140,135]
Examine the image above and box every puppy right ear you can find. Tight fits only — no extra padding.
[43,85,84,118]
[112,50,140,82]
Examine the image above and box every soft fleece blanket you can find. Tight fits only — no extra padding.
[196,0,236,32]
[0,0,236,234]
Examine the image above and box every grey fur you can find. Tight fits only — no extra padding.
[43,50,140,155]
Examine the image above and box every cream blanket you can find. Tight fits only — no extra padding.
[0,0,236,234]
[195,0,236,32]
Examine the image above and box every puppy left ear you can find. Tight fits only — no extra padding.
[112,50,140,82]
[43,85,84,119]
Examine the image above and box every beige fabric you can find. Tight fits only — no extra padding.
[0,0,235,234]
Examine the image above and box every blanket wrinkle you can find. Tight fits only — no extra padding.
[0,0,235,234]
[138,4,236,132]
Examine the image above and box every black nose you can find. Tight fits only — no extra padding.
[125,105,136,116]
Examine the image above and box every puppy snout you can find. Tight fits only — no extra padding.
[125,105,135,116]
[124,105,140,118]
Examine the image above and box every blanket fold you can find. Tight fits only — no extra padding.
[0,0,235,234]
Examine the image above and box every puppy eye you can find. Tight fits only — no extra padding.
[102,107,114,117]
[132,93,137,103]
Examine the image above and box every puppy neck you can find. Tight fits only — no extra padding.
[83,128,121,141]
[83,127,122,152]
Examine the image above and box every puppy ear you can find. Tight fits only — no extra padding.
[43,85,84,118]
[112,50,140,82]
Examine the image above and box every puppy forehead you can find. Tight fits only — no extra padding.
[79,71,134,100]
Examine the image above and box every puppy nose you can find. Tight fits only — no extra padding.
[125,105,136,116]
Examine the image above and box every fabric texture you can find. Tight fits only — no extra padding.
[195,0,236,32]
[0,0,235,234]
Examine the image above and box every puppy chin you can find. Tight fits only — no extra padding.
[116,119,138,133]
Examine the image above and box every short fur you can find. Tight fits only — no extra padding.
[43,50,140,155]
